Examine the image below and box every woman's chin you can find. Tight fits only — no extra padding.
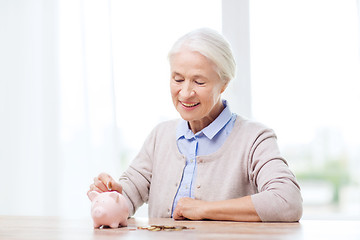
[178,112,198,122]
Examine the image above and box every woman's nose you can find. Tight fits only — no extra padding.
[179,83,195,98]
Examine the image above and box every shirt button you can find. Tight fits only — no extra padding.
[190,159,194,163]
[175,183,178,187]
[197,185,201,189]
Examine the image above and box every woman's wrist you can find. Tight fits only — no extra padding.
[196,197,262,222]
[199,201,215,220]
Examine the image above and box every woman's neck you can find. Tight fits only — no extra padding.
[188,100,224,134]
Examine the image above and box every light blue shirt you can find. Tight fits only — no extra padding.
[171,100,237,215]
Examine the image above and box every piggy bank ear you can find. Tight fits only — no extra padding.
[88,191,100,201]
[109,192,119,203]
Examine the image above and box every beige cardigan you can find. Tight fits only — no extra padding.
[119,116,303,222]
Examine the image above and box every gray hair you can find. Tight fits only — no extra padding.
[168,28,236,83]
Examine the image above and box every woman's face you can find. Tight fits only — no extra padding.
[170,49,227,128]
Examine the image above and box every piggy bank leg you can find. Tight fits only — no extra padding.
[109,222,120,229]
[93,223,102,229]
[119,219,128,227]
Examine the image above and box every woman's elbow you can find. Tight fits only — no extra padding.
[279,199,303,222]
[253,191,303,222]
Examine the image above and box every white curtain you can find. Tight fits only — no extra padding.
[0,0,60,216]
[0,0,121,217]
[0,0,226,217]
[358,0,360,58]
[57,0,123,217]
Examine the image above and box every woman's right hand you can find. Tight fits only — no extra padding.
[87,172,123,197]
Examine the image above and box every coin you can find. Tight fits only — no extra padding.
[107,182,112,191]
[137,226,149,230]
[164,226,175,229]
[150,228,161,231]
[137,225,194,232]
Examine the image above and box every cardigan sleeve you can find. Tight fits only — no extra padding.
[249,128,303,222]
[118,128,156,216]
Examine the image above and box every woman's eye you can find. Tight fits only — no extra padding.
[174,78,184,83]
[195,81,205,85]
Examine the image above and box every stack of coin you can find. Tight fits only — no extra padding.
[137,225,194,232]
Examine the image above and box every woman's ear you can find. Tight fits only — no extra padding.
[220,80,229,94]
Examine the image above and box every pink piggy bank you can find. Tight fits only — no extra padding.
[88,191,129,228]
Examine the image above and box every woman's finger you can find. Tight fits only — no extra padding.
[97,173,122,193]
[172,208,185,220]
[87,184,103,197]
[97,172,114,190]
[89,172,123,196]
[93,177,108,192]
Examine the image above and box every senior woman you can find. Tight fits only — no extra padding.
[88,28,303,222]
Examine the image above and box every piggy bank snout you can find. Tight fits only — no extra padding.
[92,206,106,219]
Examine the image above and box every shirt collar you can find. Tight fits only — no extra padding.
[176,100,233,140]
[176,119,192,140]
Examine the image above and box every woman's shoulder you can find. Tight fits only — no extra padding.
[141,119,180,147]
[233,115,276,138]
[147,118,180,138]
[153,118,180,131]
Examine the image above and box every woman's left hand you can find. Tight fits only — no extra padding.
[173,197,207,220]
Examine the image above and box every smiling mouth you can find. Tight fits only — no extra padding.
[181,102,200,108]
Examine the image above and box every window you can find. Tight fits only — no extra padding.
[250,0,360,219]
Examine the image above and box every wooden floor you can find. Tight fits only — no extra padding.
[1,216,360,240]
